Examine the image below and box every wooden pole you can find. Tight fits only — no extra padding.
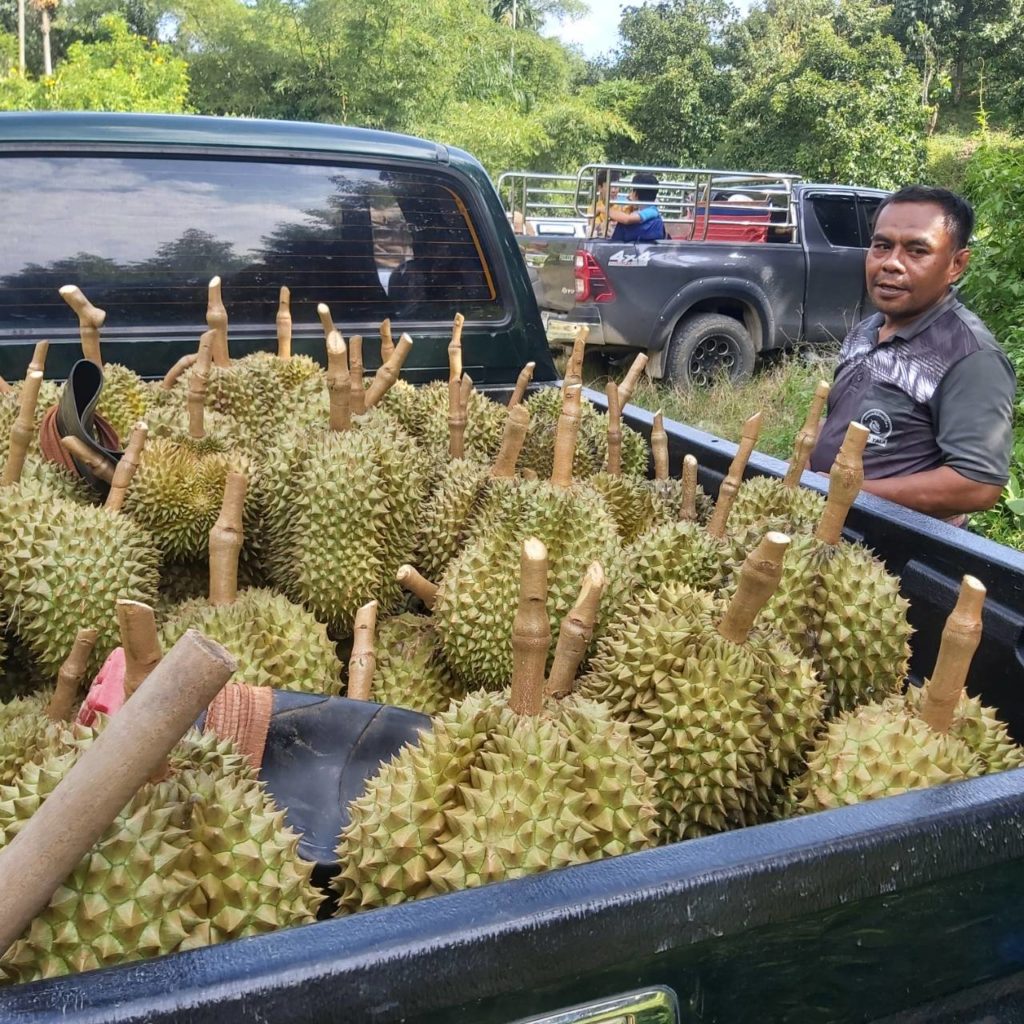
[104,422,148,514]
[206,277,230,369]
[651,410,669,480]
[379,318,395,362]
[815,422,870,546]
[59,437,113,484]
[396,564,439,609]
[707,411,762,539]
[783,380,830,488]
[208,472,247,606]
[326,330,351,432]
[347,601,379,701]
[680,454,699,522]
[718,532,790,644]
[2,369,42,486]
[46,629,99,722]
[59,286,105,366]
[605,381,622,476]
[364,334,413,408]
[188,330,215,441]
[617,353,648,407]
[491,404,530,479]
[118,601,163,699]
[0,630,236,961]
[550,384,582,488]
[919,576,986,734]
[509,538,551,716]
[545,562,606,697]
[509,362,535,408]
[276,286,292,361]
[349,335,365,415]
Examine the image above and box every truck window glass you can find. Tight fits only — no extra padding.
[811,195,861,248]
[0,156,502,330]
[859,196,882,238]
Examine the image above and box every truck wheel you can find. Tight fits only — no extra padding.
[665,313,756,388]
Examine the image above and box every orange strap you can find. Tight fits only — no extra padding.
[38,404,120,476]
[203,683,273,770]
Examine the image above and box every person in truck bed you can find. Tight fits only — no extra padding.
[608,172,667,242]
[809,184,1015,526]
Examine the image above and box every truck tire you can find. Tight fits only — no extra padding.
[665,313,756,388]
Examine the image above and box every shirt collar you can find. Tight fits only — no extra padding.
[880,287,961,345]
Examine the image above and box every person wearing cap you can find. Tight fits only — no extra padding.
[608,172,667,242]
[809,184,1015,526]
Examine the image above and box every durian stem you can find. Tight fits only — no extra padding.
[364,334,413,408]
[326,330,351,432]
[208,472,247,606]
[117,600,163,699]
[349,335,365,415]
[0,629,236,962]
[59,436,114,483]
[380,318,395,362]
[680,454,699,522]
[276,286,292,361]
[397,564,438,609]
[28,340,49,376]
[564,326,589,388]
[509,538,551,716]
[59,285,104,366]
[605,381,622,476]
[104,422,148,514]
[815,422,870,546]
[783,380,830,488]
[188,330,215,440]
[206,276,230,369]
[718,531,790,644]
[47,628,99,722]
[347,601,379,701]
[707,411,762,539]
[509,361,535,408]
[161,353,198,391]
[550,384,583,488]
[0,375,12,395]
[460,373,474,418]
[448,376,467,459]
[920,575,986,734]
[651,410,669,480]
[317,302,336,342]
[2,369,42,486]
[449,313,465,380]
[491,404,530,479]
[617,352,648,407]
[546,562,606,698]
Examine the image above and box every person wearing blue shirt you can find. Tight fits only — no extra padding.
[609,172,667,242]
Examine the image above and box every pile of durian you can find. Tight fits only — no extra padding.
[0,279,1020,986]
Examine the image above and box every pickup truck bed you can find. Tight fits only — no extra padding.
[6,388,1024,1024]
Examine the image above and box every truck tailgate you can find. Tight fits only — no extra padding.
[516,236,579,313]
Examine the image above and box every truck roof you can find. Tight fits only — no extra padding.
[0,111,454,165]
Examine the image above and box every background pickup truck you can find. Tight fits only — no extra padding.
[512,167,888,386]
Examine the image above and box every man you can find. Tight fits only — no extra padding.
[608,172,666,242]
[809,185,1015,524]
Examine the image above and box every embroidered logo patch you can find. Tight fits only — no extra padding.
[862,408,893,448]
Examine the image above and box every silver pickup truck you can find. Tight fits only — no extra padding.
[503,165,889,386]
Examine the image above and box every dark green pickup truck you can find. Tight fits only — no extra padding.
[2,113,1024,1024]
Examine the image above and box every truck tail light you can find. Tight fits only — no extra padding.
[574,250,616,304]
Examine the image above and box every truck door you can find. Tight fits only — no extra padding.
[801,190,869,345]
[857,192,884,319]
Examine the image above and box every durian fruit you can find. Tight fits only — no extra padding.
[750,423,912,716]
[728,380,830,535]
[643,417,712,527]
[334,539,657,912]
[95,363,151,443]
[255,330,430,634]
[160,472,342,693]
[787,576,996,814]
[624,412,764,593]
[579,533,823,841]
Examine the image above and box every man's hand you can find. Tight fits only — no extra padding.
[859,466,1003,520]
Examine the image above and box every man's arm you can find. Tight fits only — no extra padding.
[861,467,1003,519]
[608,206,642,225]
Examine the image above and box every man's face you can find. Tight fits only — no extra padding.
[866,201,970,325]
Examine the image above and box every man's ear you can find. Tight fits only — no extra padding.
[950,247,970,283]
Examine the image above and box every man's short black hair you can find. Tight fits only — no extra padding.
[631,171,659,204]
[876,185,974,250]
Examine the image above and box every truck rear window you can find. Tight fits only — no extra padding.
[0,155,501,330]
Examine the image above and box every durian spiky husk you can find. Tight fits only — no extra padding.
[585,472,659,543]
[95,363,151,443]
[372,613,463,714]
[159,588,342,694]
[579,583,823,840]
[749,533,912,716]
[0,726,321,985]
[624,520,731,593]
[7,457,96,506]
[434,479,629,687]
[645,477,712,528]
[413,458,492,580]
[786,703,980,814]
[0,693,58,786]
[727,476,826,536]
[0,491,160,678]
[333,688,656,913]
[0,381,61,462]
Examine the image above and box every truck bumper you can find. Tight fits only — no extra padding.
[542,308,606,346]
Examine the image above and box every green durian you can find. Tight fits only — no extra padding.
[728,475,826,536]
[371,613,463,714]
[95,363,151,443]
[625,519,731,593]
[414,458,492,579]
[0,693,60,786]
[585,472,660,543]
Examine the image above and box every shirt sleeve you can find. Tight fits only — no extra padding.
[636,205,659,223]
[933,349,1017,486]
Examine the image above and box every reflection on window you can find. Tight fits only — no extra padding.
[0,156,502,330]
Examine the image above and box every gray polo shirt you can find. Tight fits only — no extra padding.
[809,290,1016,485]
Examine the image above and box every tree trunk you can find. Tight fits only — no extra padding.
[17,0,25,74]
[41,6,52,77]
